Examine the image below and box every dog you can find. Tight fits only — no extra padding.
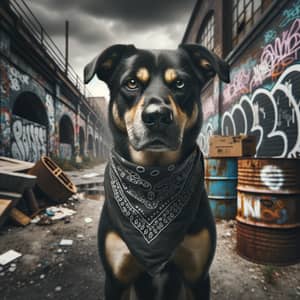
[84,44,230,300]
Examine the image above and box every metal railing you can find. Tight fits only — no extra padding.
[9,0,93,98]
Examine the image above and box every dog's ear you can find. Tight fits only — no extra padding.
[84,44,136,84]
[179,43,230,83]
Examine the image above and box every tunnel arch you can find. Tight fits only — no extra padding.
[79,127,85,156]
[88,134,94,157]
[59,115,74,159]
[12,92,48,127]
[95,138,99,158]
[11,92,48,161]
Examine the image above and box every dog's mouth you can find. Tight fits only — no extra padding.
[143,139,171,151]
[134,137,179,152]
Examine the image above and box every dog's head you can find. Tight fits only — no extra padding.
[84,44,229,164]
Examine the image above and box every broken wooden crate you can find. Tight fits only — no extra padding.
[29,156,77,203]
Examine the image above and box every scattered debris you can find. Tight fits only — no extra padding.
[82,172,100,179]
[9,208,31,226]
[0,250,22,266]
[49,206,76,221]
[55,286,62,292]
[8,265,16,272]
[36,215,52,226]
[45,208,55,217]
[29,156,77,203]
[59,239,73,246]
[84,217,93,224]
[30,216,41,224]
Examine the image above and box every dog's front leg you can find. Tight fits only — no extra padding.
[173,227,214,300]
[104,231,142,300]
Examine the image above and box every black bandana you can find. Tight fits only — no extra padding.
[104,146,204,275]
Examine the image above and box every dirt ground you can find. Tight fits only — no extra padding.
[0,166,299,300]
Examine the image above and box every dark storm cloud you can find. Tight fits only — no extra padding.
[27,0,196,96]
[31,0,195,27]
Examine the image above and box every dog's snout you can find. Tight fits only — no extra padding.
[142,104,173,128]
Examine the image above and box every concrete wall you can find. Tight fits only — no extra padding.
[184,0,300,158]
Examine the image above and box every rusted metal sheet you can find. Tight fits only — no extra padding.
[236,158,300,265]
[238,158,300,194]
[237,221,300,265]
[237,192,300,228]
[29,156,77,203]
[205,158,237,220]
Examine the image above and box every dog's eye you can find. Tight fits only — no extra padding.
[175,79,185,89]
[126,79,138,90]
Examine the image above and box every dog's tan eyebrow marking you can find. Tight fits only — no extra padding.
[199,58,212,70]
[165,68,177,83]
[102,59,113,69]
[136,67,150,83]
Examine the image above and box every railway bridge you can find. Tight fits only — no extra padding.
[0,0,110,162]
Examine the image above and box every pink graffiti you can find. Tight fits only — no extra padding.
[250,19,300,90]
[202,96,216,117]
[223,69,251,105]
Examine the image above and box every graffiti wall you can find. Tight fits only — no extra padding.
[200,1,300,158]
[0,24,106,162]
[11,115,47,162]
[0,56,54,158]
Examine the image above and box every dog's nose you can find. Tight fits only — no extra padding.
[142,104,173,127]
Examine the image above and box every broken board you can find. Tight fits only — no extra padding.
[9,208,31,226]
[0,199,12,216]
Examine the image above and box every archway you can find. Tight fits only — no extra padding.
[59,115,74,159]
[95,138,99,158]
[88,134,94,157]
[79,127,85,156]
[11,92,48,162]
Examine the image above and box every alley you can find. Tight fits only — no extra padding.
[0,163,299,300]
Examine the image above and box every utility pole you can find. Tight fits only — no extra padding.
[65,20,69,75]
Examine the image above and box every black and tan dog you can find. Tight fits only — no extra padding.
[84,44,229,300]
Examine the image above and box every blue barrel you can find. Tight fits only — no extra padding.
[205,158,237,220]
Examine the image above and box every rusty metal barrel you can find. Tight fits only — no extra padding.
[237,158,300,265]
[205,158,237,220]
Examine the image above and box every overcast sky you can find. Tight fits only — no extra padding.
[27,0,196,99]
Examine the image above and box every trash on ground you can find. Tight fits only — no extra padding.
[36,215,52,226]
[55,286,62,292]
[84,217,93,224]
[47,206,76,221]
[9,208,31,226]
[82,172,100,179]
[0,250,22,266]
[59,239,73,246]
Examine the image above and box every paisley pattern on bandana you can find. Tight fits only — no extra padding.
[109,150,197,244]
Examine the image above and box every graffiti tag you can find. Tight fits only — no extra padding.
[222,64,300,158]
[11,116,46,162]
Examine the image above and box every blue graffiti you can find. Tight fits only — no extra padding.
[280,0,300,27]
[277,208,288,225]
[264,30,277,44]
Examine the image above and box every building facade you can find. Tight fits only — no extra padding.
[183,0,300,158]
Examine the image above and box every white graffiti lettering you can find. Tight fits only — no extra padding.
[11,117,46,162]
[241,197,261,219]
[222,64,300,158]
[260,165,284,191]
[59,143,72,160]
